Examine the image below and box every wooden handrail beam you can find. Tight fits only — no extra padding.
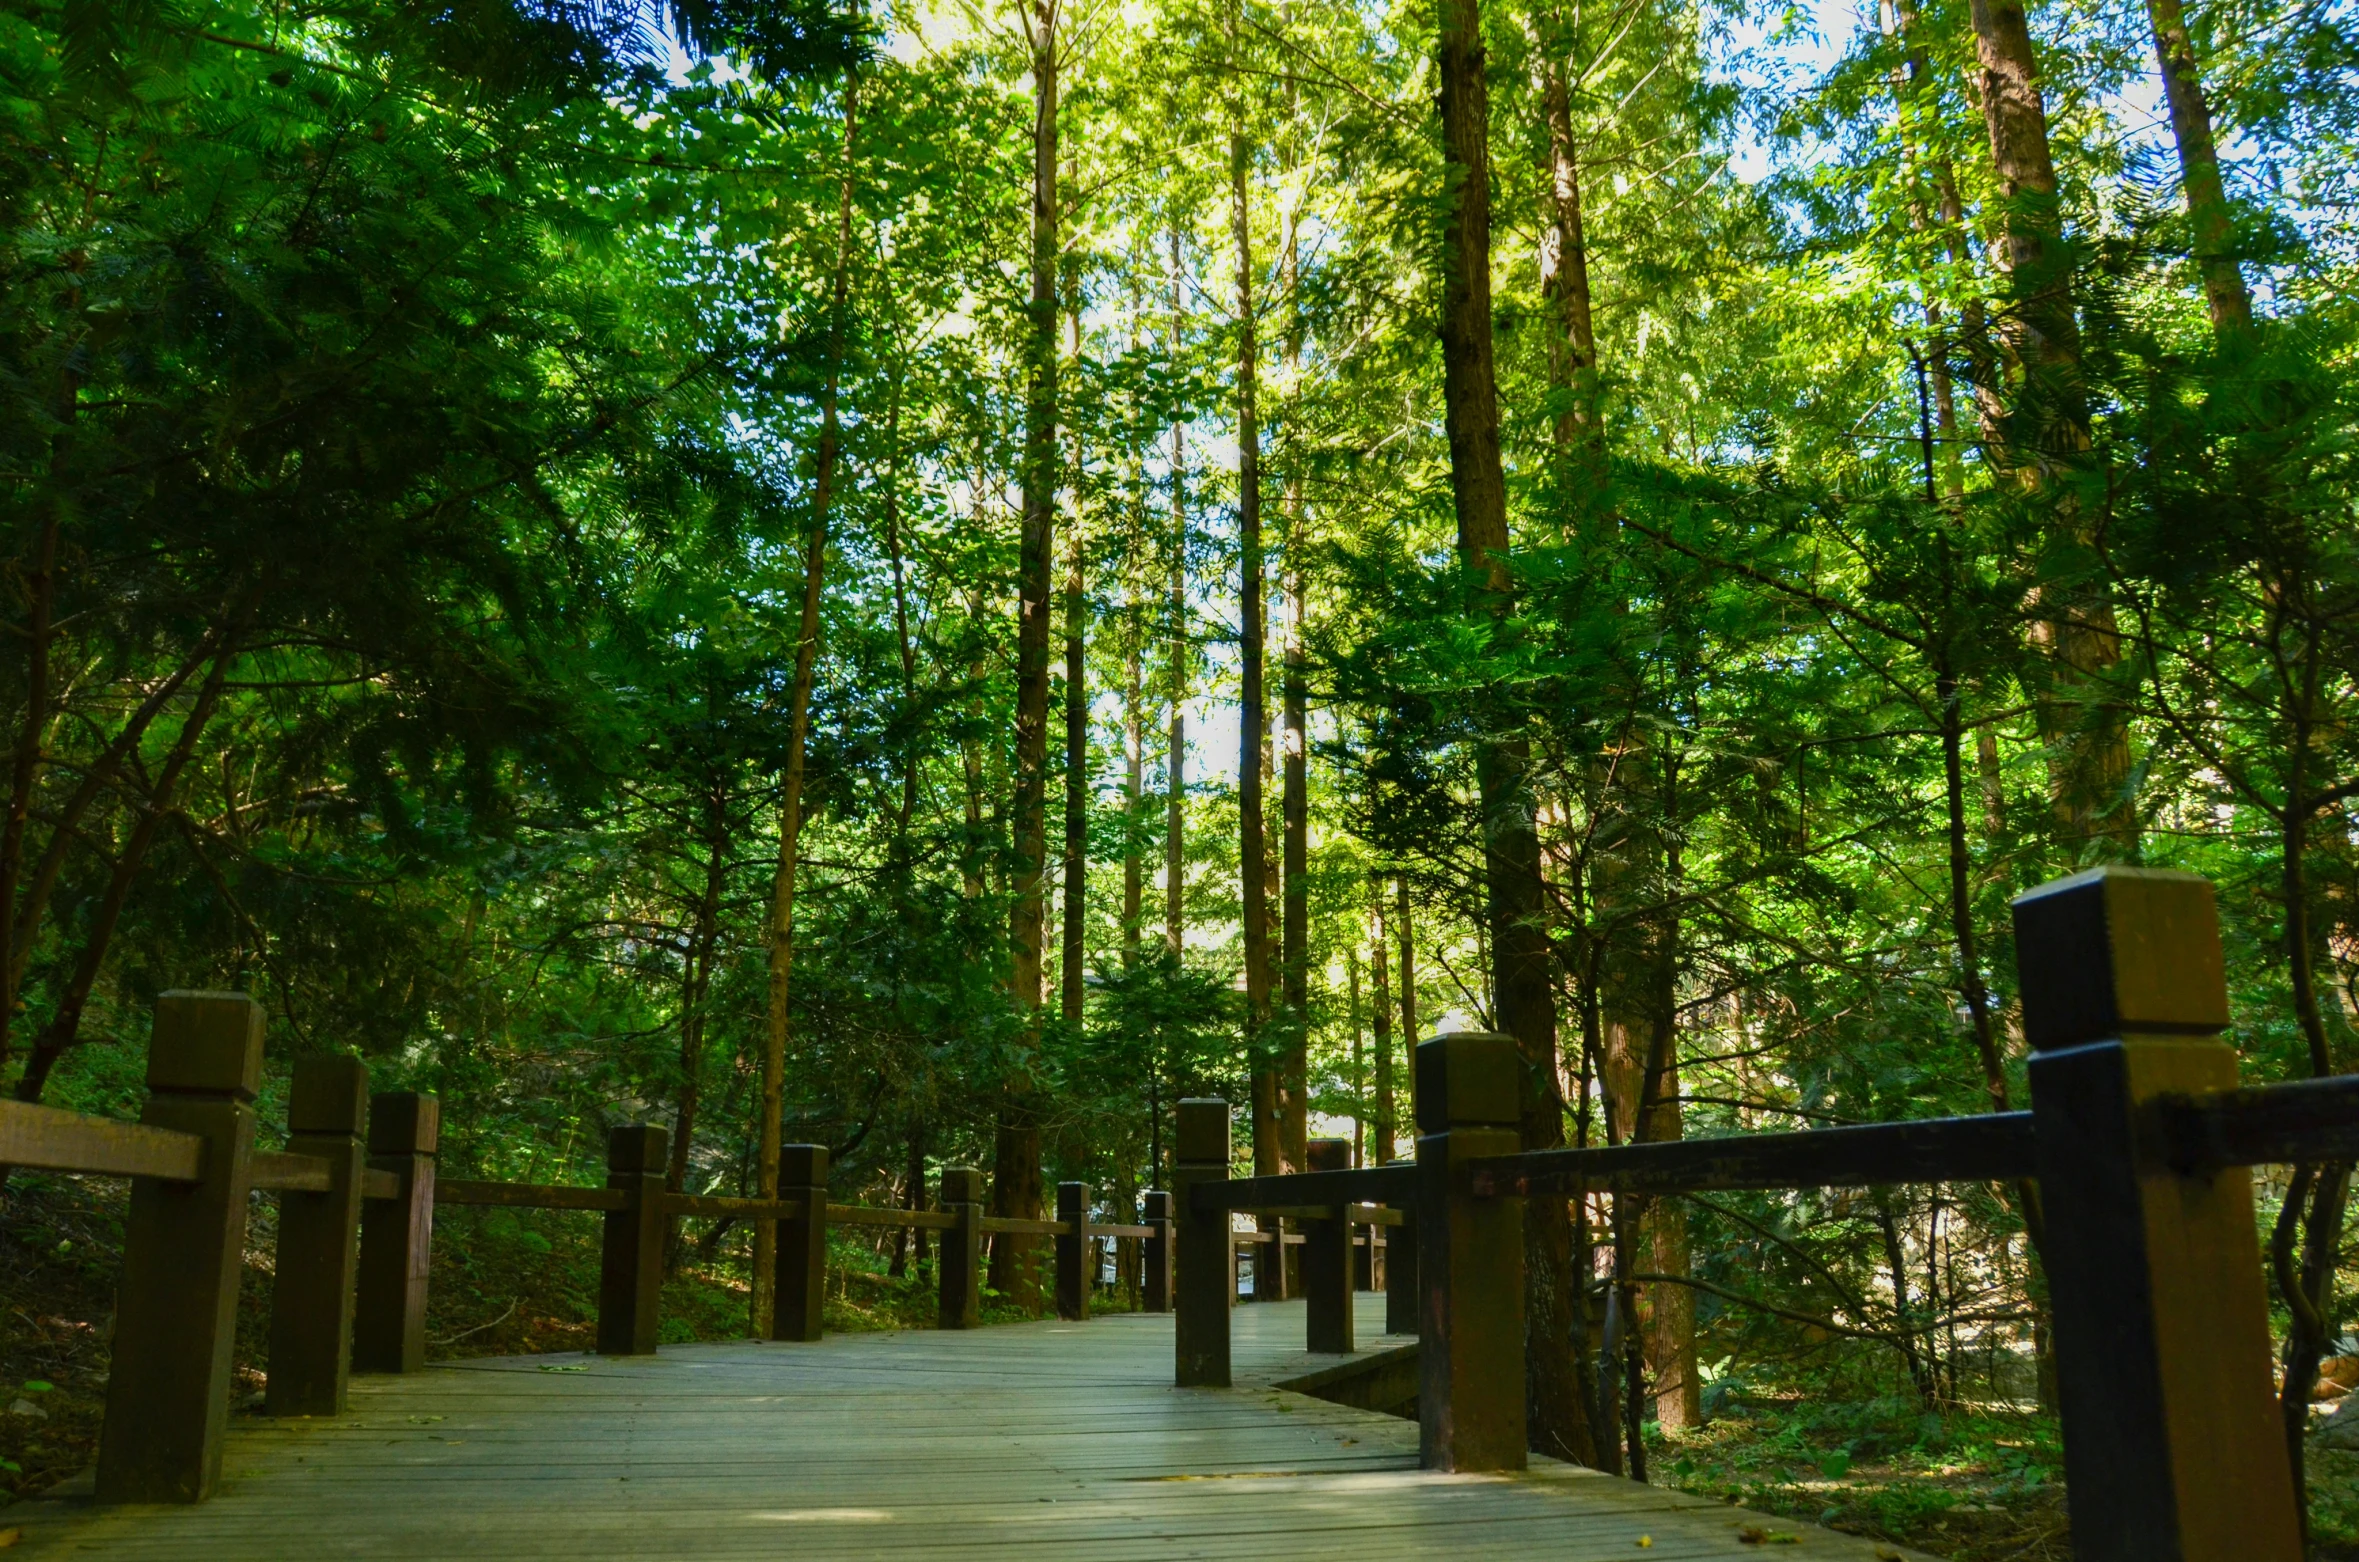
[359,1168,400,1200]
[249,1151,334,1193]
[2152,1073,2359,1172]
[0,1099,204,1182]
[1464,1112,2039,1198]
[661,1192,809,1221]
[1191,1164,1413,1211]
[829,1202,957,1231]
[437,1179,628,1212]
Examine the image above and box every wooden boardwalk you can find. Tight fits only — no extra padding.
[17,1297,1927,1560]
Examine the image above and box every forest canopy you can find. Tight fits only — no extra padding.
[3,0,2356,1547]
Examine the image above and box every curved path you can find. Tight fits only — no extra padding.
[16,1297,1931,1560]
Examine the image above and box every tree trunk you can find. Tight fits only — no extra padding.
[1230,20,1277,1185]
[1278,173,1310,1182]
[1370,880,1395,1164]
[755,69,859,1334]
[1966,0,2131,852]
[1062,300,1089,1028]
[1433,0,1596,1465]
[665,787,730,1271]
[993,8,1059,1310]
[1165,228,1190,962]
[2145,0,2252,336]
[1536,39,1603,501]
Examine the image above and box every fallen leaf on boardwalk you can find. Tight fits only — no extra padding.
[1875,1551,1903,1561]
[1739,1529,1766,1544]
[1635,1537,1651,1549]
[0,1526,20,1548]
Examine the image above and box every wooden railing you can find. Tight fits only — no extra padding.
[1167,866,2340,1562]
[0,1000,1172,1504]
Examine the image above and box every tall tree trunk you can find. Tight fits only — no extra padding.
[2145,0,2252,336]
[1536,38,1602,501]
[1230,21,1277,1186]
[1165,227,1190,962]
[755,70,859,1333]
[1370,880,1395,1163]
[1967,0,2131,853]
[1062,296,1089,1028]
[1433,0,1595,1466]
[994,6,1059,1310]
[1347,947,1364,1165]
[0,501,59,1071]
[1278,168,1310,1181]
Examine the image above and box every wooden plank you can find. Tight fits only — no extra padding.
[437,1179,629,1212]
[829,1202,957,1231]
[1467,1110,2038,1197]
[1200,1163,1413,1211]
[359,1168,401,1200]
[0,1098,204,1182]
[249,1150,333,1192]
[14,1295,1935,1562]
[1092,1222,1155,1239]
[2151,1072,2359,1171]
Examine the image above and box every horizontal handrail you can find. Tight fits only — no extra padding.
[0,1099,204,1182]
[2153,1072,2359,1171]
[360,1168,400,1200]
[661,1192,808,1220]
[1468,1112,2039,1197]
[250,1151,333,1193]
[980,1215,1068,1236]
[1093,1222,1156,1239]
[437,1179,630,1212]
[1194,1163,1414,1211]
[829,1203,957,1231]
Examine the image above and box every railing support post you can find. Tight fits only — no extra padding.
[2015,867,2300,1561]
[1352,1211,1375,1292]
[1415,1030,1524,1472]
[597,1124,667,1355]
[267,1053,368,1416]
[772,1144,829,1342]
[97,992,263,1504]
[1385,1200,1417,1335]
[1172,1098,1232,1387]
[1055,1180,1090,1321]
[1142,1190,1173,1313]
[939,1166,983,1329]
[354,1091,439,1373]
[1304,1138,1353,1353]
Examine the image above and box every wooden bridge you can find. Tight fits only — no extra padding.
[1,866,2353,1561]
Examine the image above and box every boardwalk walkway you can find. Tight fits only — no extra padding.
[17,1297,1927,1560]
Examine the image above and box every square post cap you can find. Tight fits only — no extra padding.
[780,1143,830,1186]
[1175,1098,1231,1165]
[148,992,264,1100]
[288,1054,370,1135]
[2011,867,2230,1049]
[940,1166,984,1204]
[607,1122,668,1174]
[1415,1032,1520,1132]
[1057,1181,1089,1219]
[368,1091,440,1155]
[1143,1190,1171,1219]
[1306,1138,1350,1172]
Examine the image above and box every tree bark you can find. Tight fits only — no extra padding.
[993,5,1059,1310]
[1165,227,1189,961]
[1966,0,2132,852]
[1370,880,1395,1164]
[2145,0,2252,336]
[1230,14,1277,1185]
[1433,0,1595,1465]
[665,785,730,1269]
[1278,166,1310,1181]
[1062,296,1089,1028]
[755,69,859,1333]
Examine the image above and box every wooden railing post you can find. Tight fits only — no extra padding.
[266,1053,368,1416]
[96,992,263,1504]
[1055,1180,1090,1321]
[1172,1098,1232,1387]
[1304,1138,1353,1353]
[2015,867,2300,1561]
[772,1143,829,1342]
[1352,1210,1375,1292]
[938,1166,983,1329]
[1142,1190,1173,1313]
[597,1124,667,1356]
[1385,1201,1417,1335]
[1415,1030,1524,1472]
[354,1090,438,1373]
